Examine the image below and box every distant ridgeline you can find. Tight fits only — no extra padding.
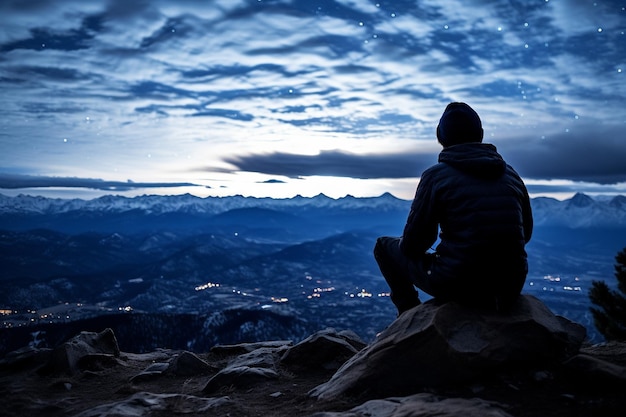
[0,192,625,354]
[1,192,625,235]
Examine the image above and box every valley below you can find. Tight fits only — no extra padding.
[1,192,625,355]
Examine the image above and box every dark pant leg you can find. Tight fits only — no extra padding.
[408,252,440,298]
[373,237,420,314]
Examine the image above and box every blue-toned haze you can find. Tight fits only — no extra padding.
[0,0,625,200]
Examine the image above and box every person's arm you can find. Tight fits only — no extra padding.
[510,166,533,244]
[521,186,533,243]
[399,171,439,259]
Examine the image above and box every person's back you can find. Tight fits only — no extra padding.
[374,102,533,314]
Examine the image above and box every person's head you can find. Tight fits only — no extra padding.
[436,102,484,147]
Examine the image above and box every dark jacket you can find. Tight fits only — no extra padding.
[400,142,533,304]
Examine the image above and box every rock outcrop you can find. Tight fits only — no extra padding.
[39,328,121,375]
[310,295,586,401]
[281,328,366,371]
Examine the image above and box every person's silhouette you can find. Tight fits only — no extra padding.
[374,102,533,314]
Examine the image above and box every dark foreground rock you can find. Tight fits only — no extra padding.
[310,393,514,417]
[42,328,121,375]
[1,296,625,417]
[310,295,586,401]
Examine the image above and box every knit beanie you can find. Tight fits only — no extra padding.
[436,102,484,147]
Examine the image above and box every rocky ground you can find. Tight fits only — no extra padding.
[2,296,626,417]
[1,342,338,417]
[0,338,624,416]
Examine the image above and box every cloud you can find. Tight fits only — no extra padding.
[221,119,626,185]
[524,181,626,197]
[0,0,624,199]
[0,174,199,191]
[498,124,626,184]
[220,149,437,179]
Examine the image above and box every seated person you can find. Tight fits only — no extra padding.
[374,102,533,314]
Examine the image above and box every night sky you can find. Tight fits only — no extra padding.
[0,0,624,200]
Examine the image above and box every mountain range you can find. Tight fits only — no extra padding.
[2,191,626,227]
[1,192,625,355]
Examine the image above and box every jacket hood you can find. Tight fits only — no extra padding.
[438,143,506,179]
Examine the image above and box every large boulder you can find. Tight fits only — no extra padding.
[310,295,585,401]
